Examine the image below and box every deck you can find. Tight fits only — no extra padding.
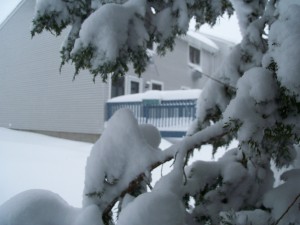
[106,90,200,138]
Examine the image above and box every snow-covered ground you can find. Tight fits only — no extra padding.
[0,127,231,207]
[0,128,92,207]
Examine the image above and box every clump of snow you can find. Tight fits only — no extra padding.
[223,67,278,142]
[230,0,265,36]
[74,204,103,225]
[189,44,243,132]
[34,0,69,28]
[220,209,272,225]
[277,0,300,14]
[265,3,300,99]
[263,169,300,225]
[72,0,148,70]
[117,187,185,225]
[0,189,103,225]
[173,0,189,33]
[118,140,186,225]
[152,8,172,41]
[139,124,161,149]
[83,108,163,210]
[184,148,274,224]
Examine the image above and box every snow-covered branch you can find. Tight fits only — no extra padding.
[273,192,300,225]
[2,1,300,225]
[84,111,230,221]
[31,0,233,80]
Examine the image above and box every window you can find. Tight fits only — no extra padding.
[126,75,143,94]
[189,46,200,65]
[109,75,143,99]
[149,80,164,91]
[130,81,140,94]
[152,83,162,90]
[111,77,125,98]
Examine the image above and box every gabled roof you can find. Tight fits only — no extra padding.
[184,30,220,53]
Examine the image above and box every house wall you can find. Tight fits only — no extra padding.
[0,0,108,140]
[0,0,233,142]
[126,37,216,92]
[141,39,193,90]
[192,34,235,87]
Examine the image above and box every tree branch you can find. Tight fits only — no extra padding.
[273,192,300,225]
[102,121,230,219]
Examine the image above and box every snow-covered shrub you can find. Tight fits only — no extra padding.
[1,0,300,225]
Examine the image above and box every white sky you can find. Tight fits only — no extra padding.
[200,14,242,43]
[189,14,242,43]
[0,0,241,42]
[0,0,21,23]
[0,0,22,24]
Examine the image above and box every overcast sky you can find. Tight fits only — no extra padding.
[0,0,241,42]
[0,0,22,24]
[203,15,241,43]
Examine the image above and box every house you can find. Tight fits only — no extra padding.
[106,89,202,138]
[0,0,236,142]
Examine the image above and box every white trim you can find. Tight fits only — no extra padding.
[188,45,201,65]
[149,80,164,90]
[108,74,112,99]
[125,75,143,94]
[188,45,203,73]
[188,62,202,72]
[184,30,219,53]
[108,75,143,99]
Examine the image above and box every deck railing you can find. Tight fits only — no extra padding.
[106,99,197,137]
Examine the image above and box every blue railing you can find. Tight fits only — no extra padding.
[106,99,197,138]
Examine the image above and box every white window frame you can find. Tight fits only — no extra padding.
[125,75,143,95]
[108,75,112,99]
[108,74,125,99]
[188,45,202,72]
[149,80,164,91]
[108,74,143,99]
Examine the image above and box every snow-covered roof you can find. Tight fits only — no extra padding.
[182,30,219,53]
[107,89,202,103]
[189,14,242,44]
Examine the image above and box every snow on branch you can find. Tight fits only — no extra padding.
[95,116,231,220]
[31,0,233,80]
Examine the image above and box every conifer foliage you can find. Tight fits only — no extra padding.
[31,0,233,80]
[1,0,300,225]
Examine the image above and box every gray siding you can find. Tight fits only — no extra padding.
[0,0,108,135]
[194,35,235,87]
[0,0,232,138]
[142,39,191,89]
[127,38,215,91]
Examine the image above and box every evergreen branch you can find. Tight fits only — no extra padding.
[102,121,230,220]
[142,174,153,190]
[102,173,146,219]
